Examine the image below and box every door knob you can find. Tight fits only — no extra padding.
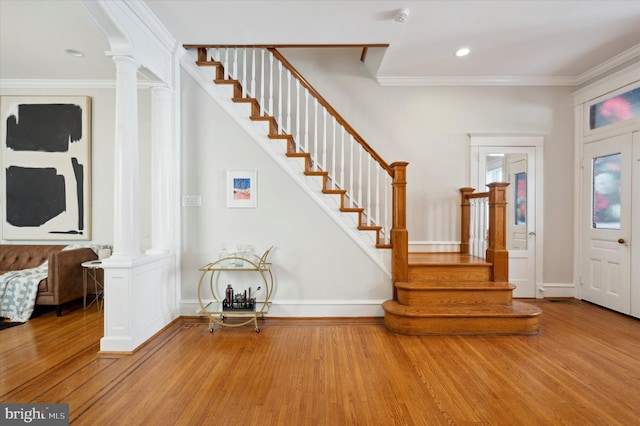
[618,238,626,244]
[528,232,536,236]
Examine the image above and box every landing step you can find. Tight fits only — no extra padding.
[382,300,541,335]
[396,281,515,305]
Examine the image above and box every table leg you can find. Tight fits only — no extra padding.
[83,268,88,309]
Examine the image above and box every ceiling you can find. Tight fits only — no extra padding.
[1,0,639,86]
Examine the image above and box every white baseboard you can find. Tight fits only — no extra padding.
[538,283,575,298]
[180,299,386,318]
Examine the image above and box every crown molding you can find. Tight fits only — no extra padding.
[0,79,116,89]
[376,75,576,87]
[376,43,640,88]
[575,43,640,87]
[0,79,162,89]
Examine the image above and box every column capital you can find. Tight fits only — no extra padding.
[112,55,141,68]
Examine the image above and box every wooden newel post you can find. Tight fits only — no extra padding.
[459,187,475,255]
[486,182,509,282]
[391,162,409,300]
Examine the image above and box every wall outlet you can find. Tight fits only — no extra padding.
[182,195,201,207]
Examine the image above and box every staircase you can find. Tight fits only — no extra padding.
[382,253,541,335]
[185,45,541,335]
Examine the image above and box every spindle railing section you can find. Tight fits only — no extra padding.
[460,183,509,282]
[193,46,404,249]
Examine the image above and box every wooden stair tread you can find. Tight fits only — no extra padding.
[382,300,542,318]
[396,281,515,291]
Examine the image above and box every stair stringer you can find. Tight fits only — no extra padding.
[181,50,392,277]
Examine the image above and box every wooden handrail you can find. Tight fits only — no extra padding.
[268,48,393,176]
[466,192,489,199]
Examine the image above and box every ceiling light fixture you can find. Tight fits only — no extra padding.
[64,49,85,58]
[455,47,471,57]
[393,8,410,23]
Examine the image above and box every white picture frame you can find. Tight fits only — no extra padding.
[226,170,257,208]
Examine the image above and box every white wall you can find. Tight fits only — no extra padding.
[180,71,391,317]
[0,85,152,251]
[280,48,575,285]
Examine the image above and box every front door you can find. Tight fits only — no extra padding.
[479,147,537,298]
[581,133,632,314]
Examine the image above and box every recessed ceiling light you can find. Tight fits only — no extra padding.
[64,49,85,58]
[455,47,470,57]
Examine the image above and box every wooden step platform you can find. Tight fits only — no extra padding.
[396,281,516,305]
[407,252,492,282]
[383,300,541,335]
[383,252,542,335]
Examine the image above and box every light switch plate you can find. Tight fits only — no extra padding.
[182,195,201,207]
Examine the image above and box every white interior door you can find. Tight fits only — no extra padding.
[479,147,536,298]
[581,133,632,315]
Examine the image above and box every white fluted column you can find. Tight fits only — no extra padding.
[148,85,174,254]
[112,55,141,258]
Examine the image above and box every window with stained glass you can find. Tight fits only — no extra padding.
[589,86,640,130]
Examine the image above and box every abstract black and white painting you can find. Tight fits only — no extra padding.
[1,96,91,240]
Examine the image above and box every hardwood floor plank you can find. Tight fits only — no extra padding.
[1,300,639,425]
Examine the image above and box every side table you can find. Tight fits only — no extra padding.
[82,260,104,312]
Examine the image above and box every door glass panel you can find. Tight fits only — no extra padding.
[486,153,528,250]
[592,153,621,230]
[515,172,527,225]
[589,86,640,130]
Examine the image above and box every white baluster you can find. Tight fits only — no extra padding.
[385,174,390,244]
[483,198,489,257]
[331,118,336,189]
[286,70,291,134]
[340,128,345,189]
[304,90,309,153]
[349,135,354,208]
[470,200,476,257]
[375,166,380,227]
[233,49,238,79]
[251,48,256,97]
[224,49,229,80]
[366,155,372,226]
[277,61,283,134]
[241,48,246,98]
[268,52,274,117]
[259,50,265,115]
[357,146,363,209]
[321,108,327,171]
[295,79,300,152]
[313,99,318,170]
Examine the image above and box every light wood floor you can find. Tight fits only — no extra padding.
[1,299,639,425]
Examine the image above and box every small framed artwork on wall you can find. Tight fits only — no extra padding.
[1,96,92,240]
[227,170,257,208]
